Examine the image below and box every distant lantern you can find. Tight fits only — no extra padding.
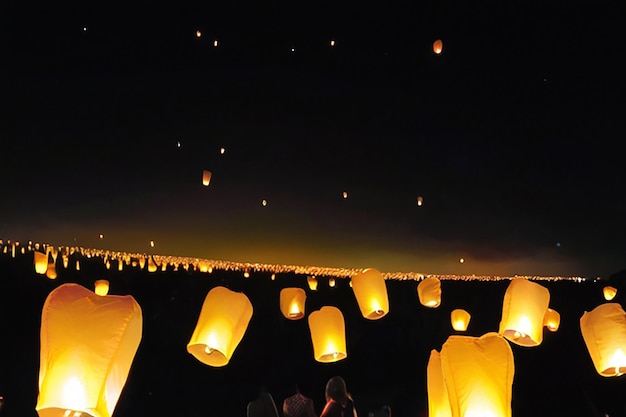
[34,251,48,274]
[427,350,452,417]
[330,39,335,47]
[213,39,218,47]
[149,240,155,248]
[280,288,306,320]
[244,270,250,278]
[147,256,158,273]
[450,309,471,332]
[75,260,81,271]
[187,286,253,367]
[307,276,318,291]
[439,332,514,417]
[262,199,267,206]
[220,147,226,154]
[433,39,443,54]
[580,303,626,377]
[417,196,424,206]
[46,262,58,280]
[94,280,110,296]
[196,30,202,38]
[499,278,550,347]
[271,273,276,281]
[308,306,347,363]
[99,234,103,239]
[342,191,348,199]
[543,308,560,332]
[351,268,389,320]
[329,278,336,288]
[603,286,618,301]
[138,257,146,270]
[118,260,124,271]
[202,170,212,186]
[418,277,442,308]
[459,258,464,264]
[36,283,142,417]
[62,255,69,269]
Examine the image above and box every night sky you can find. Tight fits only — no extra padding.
[2,1,626,278]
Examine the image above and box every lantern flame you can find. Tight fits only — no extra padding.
[62,377,87,412]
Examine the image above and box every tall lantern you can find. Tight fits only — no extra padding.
[351,268,389,319]
[427,350,452,417]
[34,251,48,274]
[603,286,617,301]
[36,283,142,417]
[418,277,442,308]
[440,332,514,417]
[450,309,471,332]
[543,308,560,332]
[308,306,347,363]
[307,276,318,291]
[580,303,626,377]
[202,170,212,186]
[187,286,253,367]
[280,288,306,320]
[499,278,550,347]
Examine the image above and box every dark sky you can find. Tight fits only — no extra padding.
[2,1,625,277]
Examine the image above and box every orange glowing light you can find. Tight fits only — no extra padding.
[433,39,443,54]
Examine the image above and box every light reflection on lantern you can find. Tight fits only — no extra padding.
[450,309,471,331]
[308,306,347,363]
[580,303,626,377]
[427,350,452,417]
[543,308,560,332]
[603,286,617,301]
[418,277,442,308]
[36,283,142,417]
[433,39,443,54]
[187,286,253,367]
[94,280,110,296]
[280,288,306,320]
[351,268,389,320]
[499,279,550,347]
[202,170,212,186]
[307,276,318,291]
[34,251,48,274]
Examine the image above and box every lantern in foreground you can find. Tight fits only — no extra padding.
[427,350,452,417]
[433,39,443,54]
[94,280,110,296]
[603,286,617,301]
[499,278,550,347]
[351,268,389,319]
[280,288,306,320]
[450,309,471,331]
[440,332,514,417]
[308,306,347,363]
[307,276,318,291]
[580,303,626,377]
[543,308,560,332]
[418,277,442,308]
[202,170,212,186]
[187,286,253,367]
[36,283,142,417]
[34,251,48,274]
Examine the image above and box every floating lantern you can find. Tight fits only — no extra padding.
[427,350,452,417]
[94,280,110,296]
[202,170,212,186]
[262,199,267,206]
[118,260,124,271]
[147,256,158,273]
[244,270,250,278]
[187,286,253,367]
[603,286,618,301]
[417,196,423,206]
[280,288,306,320]
[196,30,202,38]
[271,273,276,281]
[75,260,80,271]
[220,147,225,154]
[213,39,218,47]
[450,309,471,331]
[36,283,142,417]
[62,255,69,269]
[34,251,48,274]
[343,191,348,199]
[580,303,626,377]
[543,308,560,332]
[440,332,514,417]
[307,276,318,291]
[330,39,335,47]
[351,268,389,320]
[499,278,550,347]
[308,306,347,363]
[46,262,58,280]
[433,39,443,54]
[418,277,442,308]
[329,278,336,287]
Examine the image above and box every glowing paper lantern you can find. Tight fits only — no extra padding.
[499,278,550,347]
[343,191,348,199]
[308,306,347,363]
[450,309,471,331]
[543,308,560,332]
[280,288,306,320]
[196,30,202,38]
[187,286,253,367]
[213,39,218,47]
[351,268,389,320]
[427,350,452,417]
[440,333,514,417]
[307,276,318,291]
[580,303,626,377]
[36,283,142,417]
[202,170,212,186]
[603,286,617,301]
[34,251,48,274]
[330,39,335,47]
[329,278,336,287]
[417,196,423,206]
[94,280,110,296]
[147,256,157,273]
[418,277,442,308]
[433,39,443,54]
[46,262,58,280]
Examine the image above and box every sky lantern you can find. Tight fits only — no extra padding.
[202,170,212,186]
[580,303,626,377]
[343,191,348,199]
[499,278,550,347]
[196,30,202,38]
[36,283,142,417]
[187,286,253,367]
[280,288,306,320]
[418,277,442,308]
[543,308,560,332]
[433,39,443,54]
[220,147,225,154]
[330,39,335,47]
[147,256,158,273]
[307,276,318,291]
[603,286,617,301]
[213,39,218,47]
[351,268,389,319]
[94,280,110,296]
[46,262,58,280]
[34,251,48,274]
[417,196,423,206]
[440,332,514,417]
[308,306,347,363]
[450,309,471,331]
[427,350,452,417]
[329,278,336,287]
[262,199,267,206]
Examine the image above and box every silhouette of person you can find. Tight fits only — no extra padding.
[247,387,280,417]
[320,376,357,417]
[283,382,317,417]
